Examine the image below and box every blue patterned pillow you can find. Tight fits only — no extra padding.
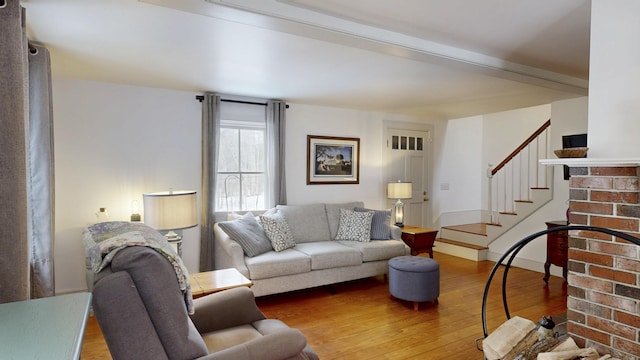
[259,212,296,252]
[354,207,391,240]
[218,212,273,257]
[334,209,374,242]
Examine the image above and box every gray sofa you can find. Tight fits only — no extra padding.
[214,202,410,297]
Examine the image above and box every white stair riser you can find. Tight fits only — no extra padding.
[439,228,488,247]
[440,188,553,251]
[434,242,487,261]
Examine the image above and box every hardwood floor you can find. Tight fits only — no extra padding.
[80,253,567,359]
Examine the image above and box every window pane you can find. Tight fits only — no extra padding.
[218,128,239,172]
[240,129,265,172]
[242,174,265,210]
[215,174,240,211]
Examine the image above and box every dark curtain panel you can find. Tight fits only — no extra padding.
[28,42,55,298]
[0,0,30,303]
[199,93,220,272]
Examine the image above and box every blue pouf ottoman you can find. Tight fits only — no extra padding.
[388,256,440,310]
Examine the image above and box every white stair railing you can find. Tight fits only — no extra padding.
[487,120,551,225]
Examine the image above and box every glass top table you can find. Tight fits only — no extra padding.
[0,292,92,359]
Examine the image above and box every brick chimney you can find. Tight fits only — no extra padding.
[566,164,640,359]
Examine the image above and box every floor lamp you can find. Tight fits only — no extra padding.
[387,181,412,227]
[143,190,197,256]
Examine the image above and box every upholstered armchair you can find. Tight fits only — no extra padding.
[91,246,318,360]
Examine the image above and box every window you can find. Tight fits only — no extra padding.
[215,102,269,211]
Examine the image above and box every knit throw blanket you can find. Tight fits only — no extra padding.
[83,221,194,314]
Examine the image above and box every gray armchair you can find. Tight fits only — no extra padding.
[92,246,318,360]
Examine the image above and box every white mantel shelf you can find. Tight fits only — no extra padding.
[540,158,640,167]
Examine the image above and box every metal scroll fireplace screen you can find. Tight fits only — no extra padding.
[478,225,640,344]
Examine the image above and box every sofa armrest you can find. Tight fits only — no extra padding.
[390,225,402,240]
[197,329,308,360]
[190,287,265,333]
[214,223,250,278]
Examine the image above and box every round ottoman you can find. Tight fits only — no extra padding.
[388,256,440,310]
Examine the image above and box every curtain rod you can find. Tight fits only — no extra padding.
[195,95,289,108]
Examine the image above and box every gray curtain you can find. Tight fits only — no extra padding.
[0,2,55,302]
[28,42,55,298]
[266,100,287,205]
[0,0,30,303]
[200,93,221,271]
[199,96,287,270]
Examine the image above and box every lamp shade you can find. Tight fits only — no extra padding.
[387,182,412,199]
[143,190,197,230]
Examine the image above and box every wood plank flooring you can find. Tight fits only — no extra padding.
[80,253,567,359]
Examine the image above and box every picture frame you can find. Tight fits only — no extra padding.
[307,135,360,185]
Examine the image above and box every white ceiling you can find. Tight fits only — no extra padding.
[23,0,591,119]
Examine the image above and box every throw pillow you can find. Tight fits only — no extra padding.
[259,212,296,252]
[334,208,374,242]
[218,212,273,257]
[354,207,391,240]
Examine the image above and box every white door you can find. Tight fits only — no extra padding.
[386,129,431,227]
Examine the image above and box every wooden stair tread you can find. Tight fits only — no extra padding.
[436,238,488,250]
[441,223,487,236]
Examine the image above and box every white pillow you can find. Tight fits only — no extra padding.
[334,209,374,242]
[259,212,296,252]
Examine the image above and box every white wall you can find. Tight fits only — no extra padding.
[488,97,588,271]
[481,104,551,210]
[588,0,640,158]
[52,79,424,294]
[434,115,484,225]
[435,104,551,226]
[53,79,202,293]
[284,104,422,209]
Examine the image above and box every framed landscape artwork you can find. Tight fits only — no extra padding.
[307,135,360,185]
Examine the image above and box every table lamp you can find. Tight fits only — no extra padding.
[387,181,412,227]
[143,190,197,256]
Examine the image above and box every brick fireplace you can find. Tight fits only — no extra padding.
[566,165,640,359]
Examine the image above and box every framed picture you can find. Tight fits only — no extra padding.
[307,135,360,185]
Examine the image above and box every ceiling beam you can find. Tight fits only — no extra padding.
[140,0,588,96]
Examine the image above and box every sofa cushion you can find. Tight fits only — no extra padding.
[335,209,374,242]
[338,240,408,262]
[325,201,364,240]
[245,249,311,280]
[354,207,391,240]
[276,204,331,243]
[294,242,362,270]
[200,324,262,353]
[259,212,296,252]
[218,212,273,257]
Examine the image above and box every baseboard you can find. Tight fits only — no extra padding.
[486,251,564,278]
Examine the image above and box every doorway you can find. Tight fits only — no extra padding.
[385,123,433,228]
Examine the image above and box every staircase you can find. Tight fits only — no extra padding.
[434,120,553,261]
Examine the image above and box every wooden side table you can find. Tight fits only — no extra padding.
[544,220,569,284]
[190,268,253,298]
[400,225,439,258]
